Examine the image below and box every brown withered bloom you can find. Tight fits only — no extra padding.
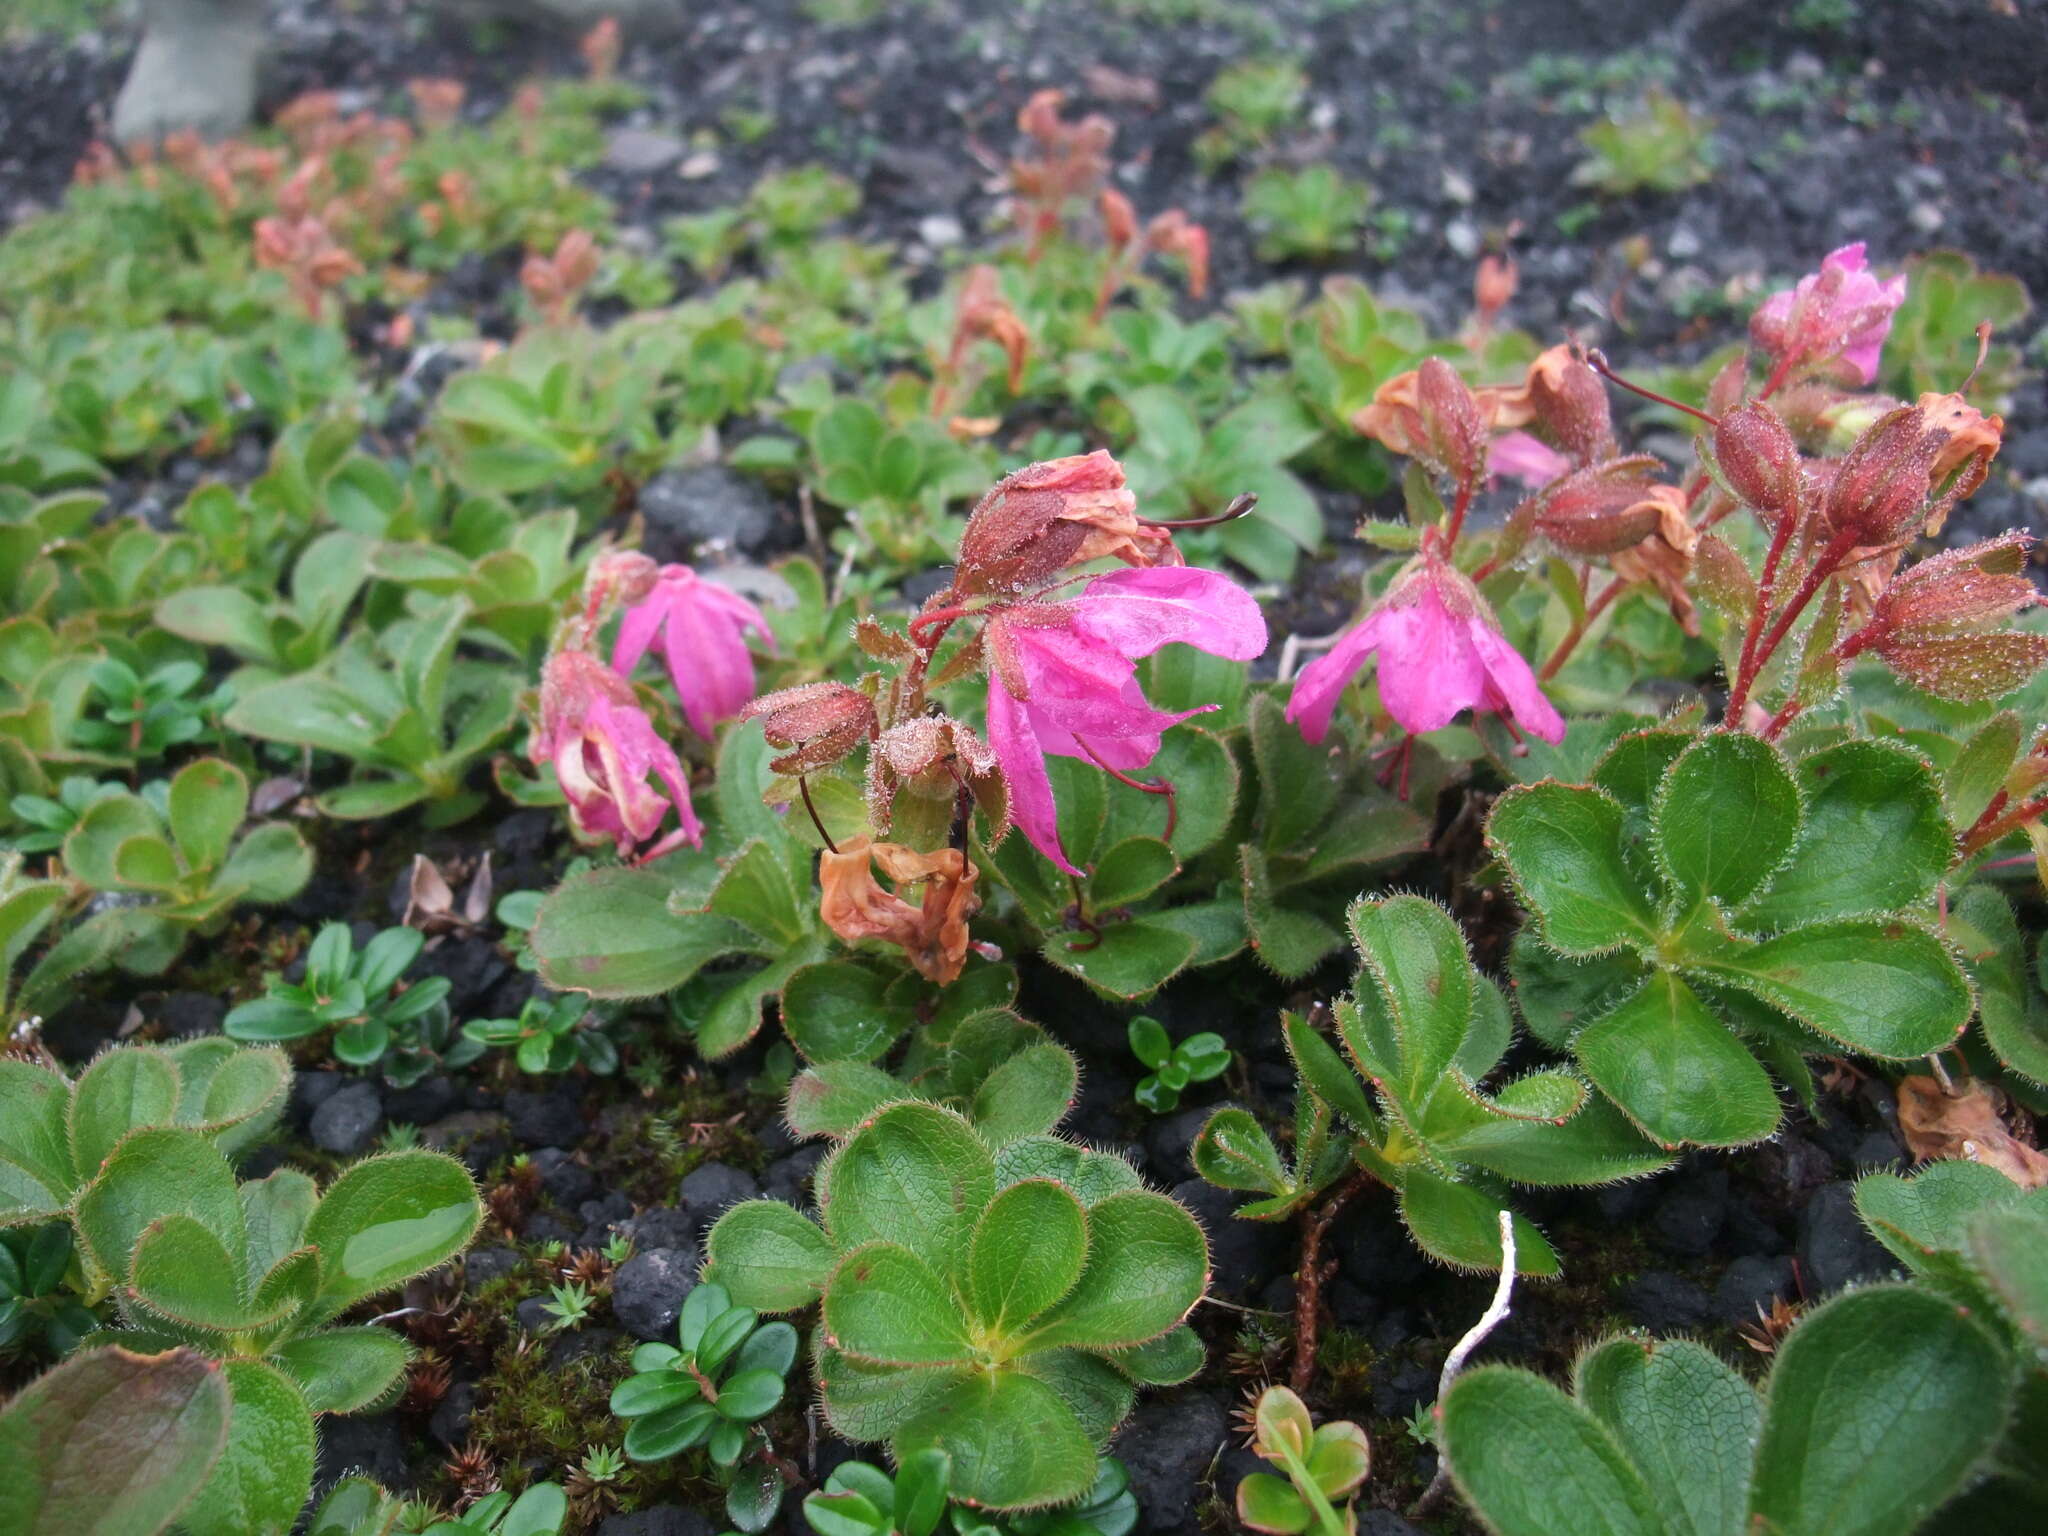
[865,715,1007,846]
[1607,484,1701,636]
[1353,360,1538,463]
[743,682,877,775]
[818,835,982,986]
[1143,210,1209,299]
[1915,391,2003,515]
[1841,532,2048,702]
[253,214,362,319]
[1521,344,1616,464]
[521,229,600,326]
[1510,458,1682,559]
[937,264,1031,415]
[1011,89,1115,253]
[952,450,1177,595]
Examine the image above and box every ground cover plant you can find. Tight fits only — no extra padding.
[2,0,2048,1533]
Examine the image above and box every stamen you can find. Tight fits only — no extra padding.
[1579,345,1720,428]
[1137,491,1259,531]
[1078,736,1178,842]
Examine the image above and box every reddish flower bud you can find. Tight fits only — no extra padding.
[1523,459,1683,556]
[1416,358,1490,490]
[1851,534,2048,702]
[953,450,1175,594]
[1474,253,1517,326]
[1099,188,1138,250]
[1821,406,1947,547]
[743,682,877,775]
[579,17,622,82]
[1524,345,1614,464]
[1714,402,1805,522]
[1143,210,1209,298]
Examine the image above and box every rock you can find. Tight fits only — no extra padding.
[1651,1169,1728,1258]
[310,1081,384,1156]
[313,1411,407,1498]
[1715,1254,1797,1326]
[494,809,555,862]
[916,213,964,248]
[532,1147,596,1208]
[597,1508,716,1536]
[637,466,778,558]
[1851,1130,1906,1170]
[158,990,224,1036]
[605,127,685,175]
[113,0,267,143]
[1371,1351,1437,1418]
[763,1146,826,1205]
[291,1069,346,1129]
[628,1206,697,1252]
[1169,1179,1274,1299]
[506,1088,585,1149]
[514,1295,557,1333]
[384,1074,458,1127]
[1333,1201,1432,1296]
[524,1213,577,1247]
[1360,1513,1429,1536]
[547,1324,621,1367]
[1116,1391,1228,1532]
[1798,1182,1896,1295]
[1622,1270,1713,1333]
[612,1247,701,1340]
[679,1162,760,1230]
[465,1247,523,1288]
[416,936,509,1014]
[429,1381,476,1448]
[1144,1105,1218,1183]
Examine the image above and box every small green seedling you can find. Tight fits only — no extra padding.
[420,1483,568,1536]
[73,656,229,761]
[609,1281,799,1466]
[948,1456,1140,1536]
[7,775,130,854]
[804,1449,953,1536]
[1127,1014,1230,1113]
[1235,1386,1371,1536]
[464,991,616,1075]
[225,921,477,1080]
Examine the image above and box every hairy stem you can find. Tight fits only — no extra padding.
[1292,1172,1369,1394]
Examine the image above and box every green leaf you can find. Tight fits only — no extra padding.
[1040,918,1197,1001]
[1488,783,1662,955]
[0,1345,230,1536]
[1237,1471,1312,1534]
[0,1059,74,1222]
[1348,895,1473,1105]
[1573,972,1781,1148]
[273,1328,410,1414]
[239,1169,319,1282]
[781,962,915,1063]
[75,1127,244,1288]
[704,1200,835,1312]
[1687,920,1970,1059]
[1089,837,1179,907]
[967,1179,1087,1335]
[893,1370,1099,1511]
[991,1138,1144,1205]
[1191,1107,1290,1196]
[1853,1159,2021,1276]
[708,837,808,944]
[1249,691,1341,852]
[1397,1171,1558,1277]
[1652,731,1801,908]
[1441,1366,1662,1536]
[1967,1199,2048,1352]
[164,759,247,875]
[1024,1188,1206,1350]
[692,937,829,1059]
[155,587,278,665]
[179,1359,315,1536]
[531,867,751,999]
[1575,1337,1759,1536]
[130,1212,262,1331]
[1241,843,1343,980]
[68,1047,180,1180]
[1282,1013,1378,1134]
[1107,1322,1205,1387]
[1955,884,2048,1087]
[300,1151,480,1323]
[499,1484,569,1536]
[1741,740,1952,928]
[1750,1285,2014,1536]
[823,1242,974,1367]
[1945,712,2022,830]
[713,1367,787,1421]
[821,1103,993,1279]
[970,1041,1079,1147]
[215,823,313,904]
[785,1063,908,1141]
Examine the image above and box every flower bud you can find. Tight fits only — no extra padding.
[1099,188,1138,250]
[1416,358,1490,490]
[1714,402,1804,521]
[1524,459,1681,556]
[1849,534,2047,702]
[1821,406,1946,547]
[1474,253,1517,324]
[742,682,876,775]
[1144,210,1209,298]
[1524,345,1614,464]
[953,450,1172,593]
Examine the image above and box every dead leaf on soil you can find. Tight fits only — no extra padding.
[1896,1073,2048,1189]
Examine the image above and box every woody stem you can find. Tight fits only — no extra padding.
[798,776,839,855]
[1078,738,1177,843]
[1292,1172,1369,1395]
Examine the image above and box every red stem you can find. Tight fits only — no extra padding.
[1538,576,1627,682]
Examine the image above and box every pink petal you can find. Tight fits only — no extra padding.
[1374,590,1486,737]
[660,587,757,738]
[700,578,778,652]
[1284,614,1385,745]
[987,677,1080,876]
[1488,431,1571,487]
[612,595,665,678]
[1073,566,1269,661]
[1468,621,1566,744]
[1821,241,1869,277]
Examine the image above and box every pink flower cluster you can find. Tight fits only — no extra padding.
[532,562,772,861]
[1751,242,1907,388]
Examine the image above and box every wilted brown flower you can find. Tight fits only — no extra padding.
[818,835,982,986]
[253,214,362,318]
[1011,89,1115,253]
[1353,360,1538,463]
[743,682,877,775]
[953,450,1176,595]
[1608,484,1702,635]
[521,229,600,326]
[1144,209,1209,299]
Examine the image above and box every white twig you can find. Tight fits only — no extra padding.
[1276,629,1343,684]
[1413,1210,1517,1515]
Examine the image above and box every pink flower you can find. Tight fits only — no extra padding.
[612,565,775,739]
[984,566,1267,874]
[533,649,702,861]
[1285,556,1564,746]
[1751,243,1907,387]
[1488,430,1572,488]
